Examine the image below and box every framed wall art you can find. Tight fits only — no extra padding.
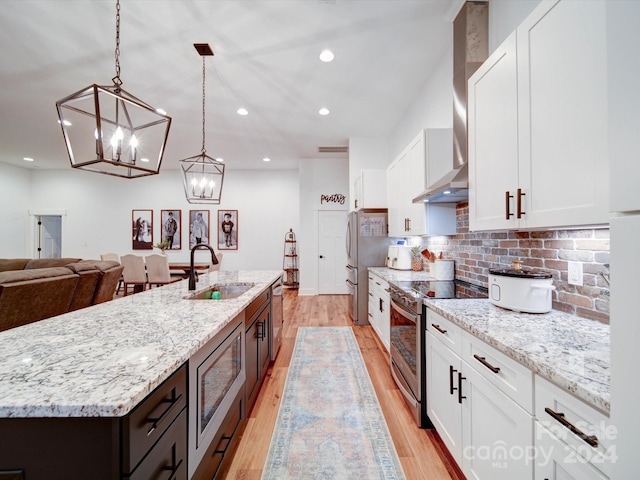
[189,209,210,249]
[132,209,153,250]
[160,210,181,250]
[217,210,238,250]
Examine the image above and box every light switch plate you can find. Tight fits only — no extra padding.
[568,261,583,286]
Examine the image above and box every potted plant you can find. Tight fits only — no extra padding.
[154,240,171,252]
[411,245,423,271]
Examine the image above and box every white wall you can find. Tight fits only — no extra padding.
[2,166,299,271]
[348,137,390,208]
[0,163,32,257]
[298,158,349,295]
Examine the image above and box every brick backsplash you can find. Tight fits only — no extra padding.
[420,203,610,323]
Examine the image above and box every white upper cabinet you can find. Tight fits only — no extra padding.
[387,129,457,237]
[469,0,608,231]
[468,31,519,231]
[387,130,427,237]
[353,169,387,211]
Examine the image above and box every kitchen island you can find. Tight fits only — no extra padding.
[0,269,282,479]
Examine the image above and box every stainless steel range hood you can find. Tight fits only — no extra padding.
[413,1,488,204]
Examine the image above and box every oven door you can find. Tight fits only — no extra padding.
[389,298,420,406]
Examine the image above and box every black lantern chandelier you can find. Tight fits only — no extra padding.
[55,0,171,179]
[179,43,225,204]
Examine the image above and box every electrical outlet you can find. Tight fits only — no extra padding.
[568,261,583,286]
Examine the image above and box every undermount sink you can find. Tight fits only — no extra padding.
[187,283,255,300]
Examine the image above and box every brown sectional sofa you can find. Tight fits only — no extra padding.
[0,258,124,333]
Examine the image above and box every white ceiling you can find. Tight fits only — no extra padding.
[0,0,455,172]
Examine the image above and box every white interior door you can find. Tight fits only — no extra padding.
[318,210,348,295]
[38,215,62,258]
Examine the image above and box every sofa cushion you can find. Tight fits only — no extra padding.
[24,258,82,269]
[90,261,124,305]
[0,258,30,272]
[65,262,102,312]
[0,267,79,332]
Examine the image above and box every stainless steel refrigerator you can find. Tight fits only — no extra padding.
[345,209,389,325]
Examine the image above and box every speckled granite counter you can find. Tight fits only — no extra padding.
[424,298,610,414]
[369,266,433,282]
[0,270,281,418]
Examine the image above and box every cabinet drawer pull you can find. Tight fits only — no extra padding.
[257,321,266,340]
[432,323,447,335]
[473,354,501,373]
[544,407,599,447]
[215,435,233,454]
[162,444,183,479]
[457,372,466,404]
[505,191,514,219]
[449,365,457,395]
[146,391,183,436]
[517,188,526,218]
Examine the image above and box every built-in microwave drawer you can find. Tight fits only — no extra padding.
[426,308,463,357]
[461,330,533,413]
[122,363,187,474]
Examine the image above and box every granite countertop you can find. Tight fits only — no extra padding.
[0,270,282,419]
[368,266,433,282]
[368,267,610,414]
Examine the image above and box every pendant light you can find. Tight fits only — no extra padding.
[55,0,171,178]
[179,43,225,204]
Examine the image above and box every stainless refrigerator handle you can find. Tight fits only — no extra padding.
[345,219,351,258]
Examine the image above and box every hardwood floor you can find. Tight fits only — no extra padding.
[223,290,465,480]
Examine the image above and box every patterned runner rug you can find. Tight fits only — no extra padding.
[261,326,406,480]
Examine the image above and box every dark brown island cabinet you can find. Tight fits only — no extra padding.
[0,279,281,480]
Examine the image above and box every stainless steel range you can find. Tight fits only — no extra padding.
[388,279,487,427]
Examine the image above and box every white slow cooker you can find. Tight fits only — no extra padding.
[488,264,555,313]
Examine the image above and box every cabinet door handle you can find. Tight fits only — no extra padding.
[257,321,266,340]
[473,354,501,373]
[432,323,447,335]
[355,199,358,209]
[449,365,457,395]
[517,188,526,218]
[457,372,466,404]
[544,407,599,447]
[146,390,183,436]
[407,218,411,231]
[505,191,514,219]
[162,444,184,479]
[379,298,384,313]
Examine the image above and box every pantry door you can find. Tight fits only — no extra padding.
[318,210,348,295]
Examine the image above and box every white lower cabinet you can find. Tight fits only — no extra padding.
[426,308,533,480]
[534,376,612,479]
[368,273,390,351]
[426,307,612,480]
[535,422,608,480]
[426,329,463,464]
[461,362,533,480]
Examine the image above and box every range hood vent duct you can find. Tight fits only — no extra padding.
[414,1,488,204]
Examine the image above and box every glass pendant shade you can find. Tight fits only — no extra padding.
[180,153,225,204]
[56,84,171,178]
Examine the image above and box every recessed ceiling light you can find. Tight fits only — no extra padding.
[156,108,167,115]
[140,158,150,163]
[319,107,330,116]
[23,157,34,162]
[237,108,248,116]
[57,119,72,126]
[319,49,334,62]
[263,157,271,162]
[216,157,224,162]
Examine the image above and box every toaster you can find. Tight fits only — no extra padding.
[386,245,412,270]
